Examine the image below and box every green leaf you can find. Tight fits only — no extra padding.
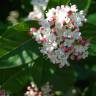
[0,21,39,57]
[0,39,41,69]
[87,13,96,25]
[0,36,17,57]
[70,0,91,11]
[47,0,70,9]
[0,57,47,95]
[1,65,33,96]
[35,58,75,93]
[84,83,96,96]
[80,23,96,45]
[89,44,96,56]
[0,22,7,35]
[1,57,75,95]
[80,23,96,56]
[47,0,91,11]
[0,21,40,69]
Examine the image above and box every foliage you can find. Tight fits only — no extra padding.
[0,0,96,96]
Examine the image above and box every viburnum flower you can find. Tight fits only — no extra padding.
[24,82,53,96]
[28,4,89,68]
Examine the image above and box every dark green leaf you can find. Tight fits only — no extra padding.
[70,0,91,11]
[87,13,96,25]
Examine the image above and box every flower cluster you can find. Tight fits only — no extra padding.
[28,5,89,68]
[0,89,9,96]
[25,82,53,96]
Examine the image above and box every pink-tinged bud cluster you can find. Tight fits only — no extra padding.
[0,89,8,96]
[29,5,89,68]
[25,82,52,96]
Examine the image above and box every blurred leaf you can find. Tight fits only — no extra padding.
[0,22,28,57]
[81,23,96,56]
[47,0,70,9]
[2,22,31,43]
[91,83,96,96]
[87,13,96,25]
[0,39,41,69]
[89,44,96,56]
[0,22,7,35]
[1,56,75,95]
[50,66,75,93]
[1,65,33,96]
[47,0,91,11]
[36,58,75,93]
[0,37,17,57]
[84,83,96,96]
[64,87,78,96]
[70,0,91,10]
[0,20,40,69]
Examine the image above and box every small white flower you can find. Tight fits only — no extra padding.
[82,51,88,59]
[28,11,43,20]
[39,19,50,28]
[71,5,78,12]
[64,5,71,12]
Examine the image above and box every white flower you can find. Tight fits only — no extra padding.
[71,5,78,12]
[64,39,74,47]
[25,82,53,96]
[39,19,50,28]
[31,0,49,10]
[28,11,43,20]
[47,48,70,68]
[64,5,71,12]
[29,5,89,68]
